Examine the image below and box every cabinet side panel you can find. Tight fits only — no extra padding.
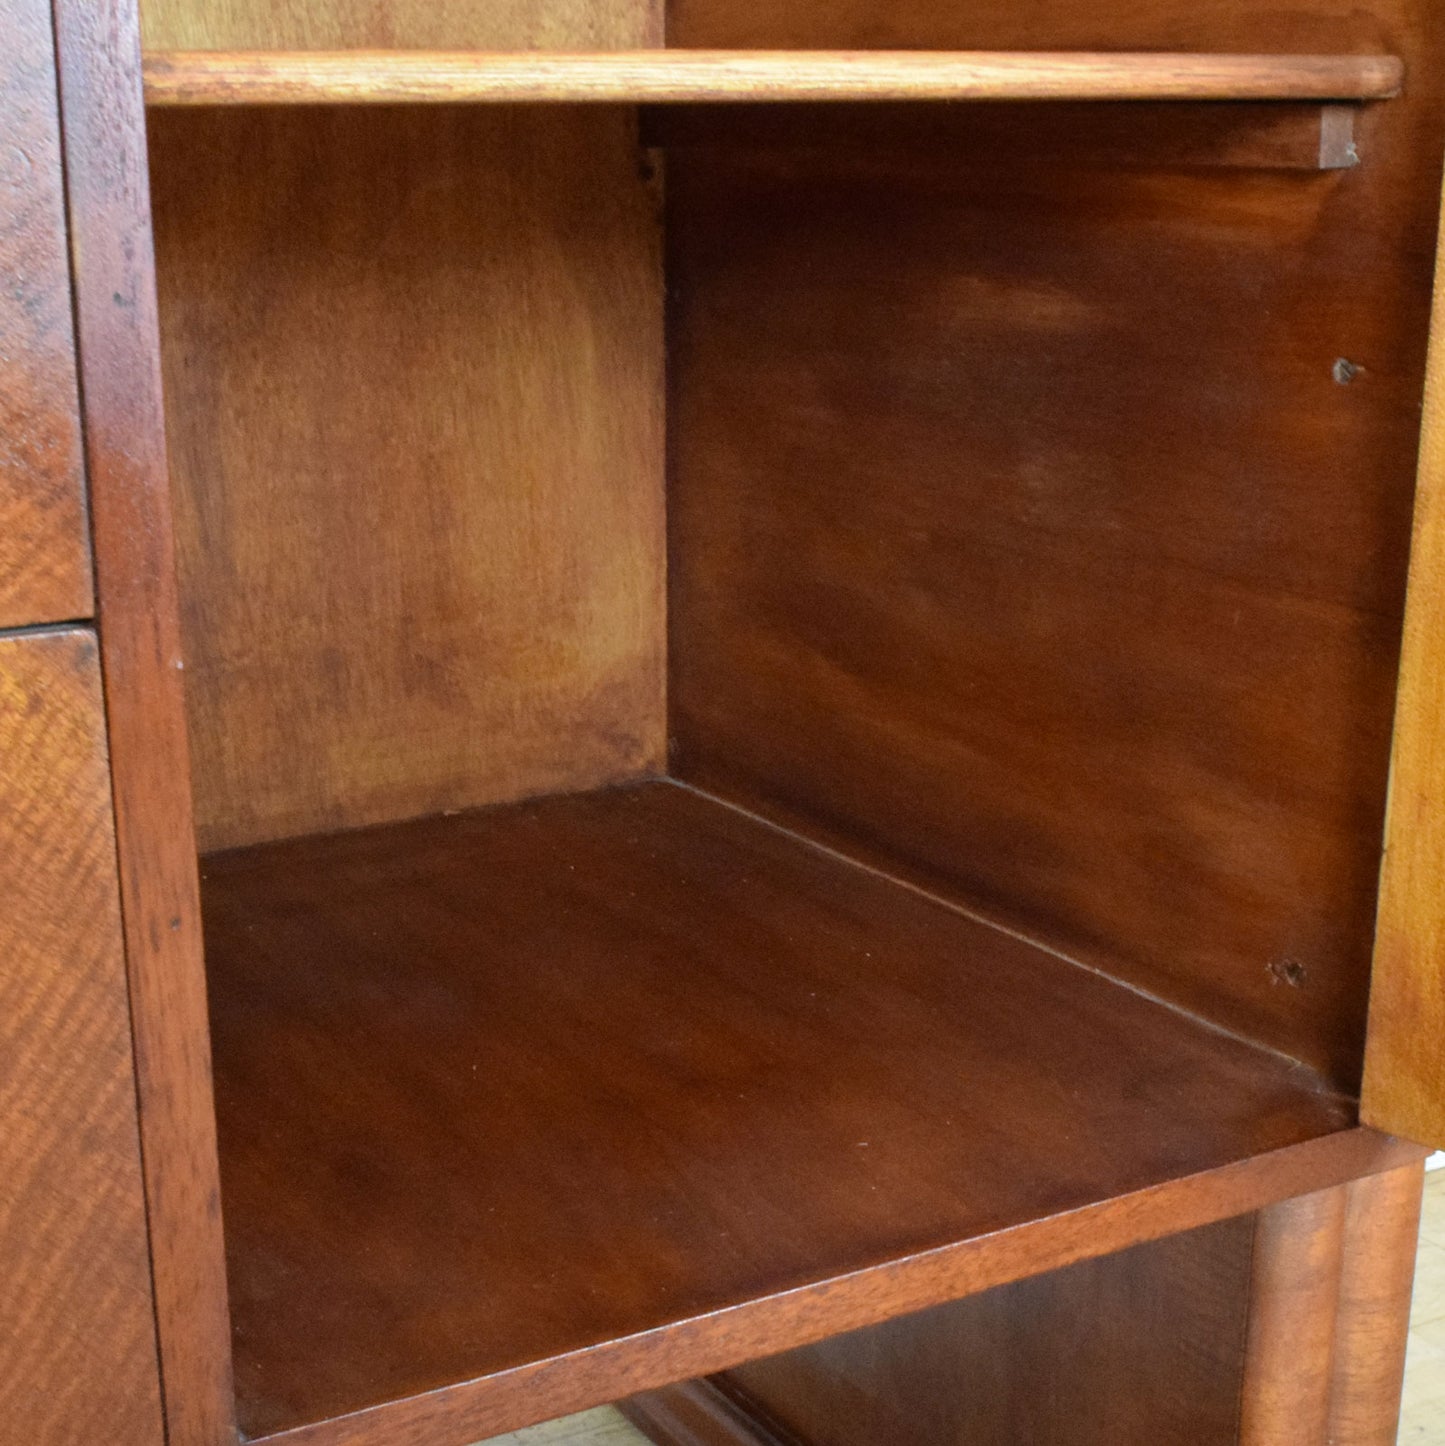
[0,0,91,628]
[140,0,661,52]
[1363,179,1445,1149]
[150,106,666,851]
[706,1215,1253,1446]
[53,1,236,1438]
[669,39,1443,1084]
[0,628,164,1446]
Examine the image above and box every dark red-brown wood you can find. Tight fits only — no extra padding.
[51,2,235,1443]
[0,628,163,1446]
[703,1213,1258,1446]
[0,0,92,628]
[667,70,1444,1089]
[196,780,1415,1446]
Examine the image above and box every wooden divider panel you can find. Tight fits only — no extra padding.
[150,104,666,850]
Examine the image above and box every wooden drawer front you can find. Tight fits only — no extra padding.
[0,0,93,628]
[0,628,163,1445]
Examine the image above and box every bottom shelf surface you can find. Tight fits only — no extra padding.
[201,779,1402,1445]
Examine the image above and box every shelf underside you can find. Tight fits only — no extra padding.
[141,49,1404,107]
[202,780,1403,1445]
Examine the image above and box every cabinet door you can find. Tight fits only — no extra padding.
[0,0,94,627]
[1364,182,1445,1150]
[0,628,164,1445]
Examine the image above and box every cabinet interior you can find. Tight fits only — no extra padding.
[137,0,1444,1441]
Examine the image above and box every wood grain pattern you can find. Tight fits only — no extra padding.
[0,628,164,1446]
[139,49,1404,108]
[139,0,660,51]
[710,1215,1257,1446]
[1326,1162,1425,1444]
[1238,1186,1347,1444]
[150,104,665,851]
[196,779,1414,1446]
[0,0,92,629]
[52,3,236,1442]
[1363,177,1445,1149]
[667,47,1444,1086]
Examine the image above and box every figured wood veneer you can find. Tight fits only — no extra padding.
[0,0,92,628]
[0,630,164,1446]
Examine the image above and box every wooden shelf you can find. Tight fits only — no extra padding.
[201,781,1412,1446]
[141,49,1405,108]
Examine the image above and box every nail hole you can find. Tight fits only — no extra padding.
[1268,958,1308,989]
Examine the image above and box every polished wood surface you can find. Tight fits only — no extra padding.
[1363,181,1445,1149]
[0,0,92,629]
[52,2,236,1441]
[1326,1162,1425,1444]
[0,629,163,1446]
[708,1215,1256,1446]
[197,779,1415,1446]
[150,105,664,851]
[139,49,1404,107]
[1238,1186,1347,1444]
[140,0,660,51]
[668,43,1444,1087]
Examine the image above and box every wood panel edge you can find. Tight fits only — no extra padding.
[51,1,237,1442]
[244,1128,1417,1446]
[1363,170,1445,1150]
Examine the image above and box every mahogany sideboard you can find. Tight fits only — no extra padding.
[5,0,1445,1442]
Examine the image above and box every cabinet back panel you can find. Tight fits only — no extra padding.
[151,106,665,851]
[140,0,661,51]
[668,0,1422,54]
[669,80,1442,1084]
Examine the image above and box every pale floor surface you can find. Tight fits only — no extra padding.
[481,1171,1445,1445]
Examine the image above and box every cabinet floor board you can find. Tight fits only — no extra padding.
[201,780,1404,1446]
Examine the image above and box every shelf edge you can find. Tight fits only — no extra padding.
[244,1126,1422,1446]
[140,50,1406,108]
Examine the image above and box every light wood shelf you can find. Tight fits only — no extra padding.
[140,48,1405,108]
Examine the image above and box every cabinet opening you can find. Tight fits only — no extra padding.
[145,91,1424,1445]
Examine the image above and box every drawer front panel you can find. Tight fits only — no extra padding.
[0,0,93,628]
[0,627,163,1445]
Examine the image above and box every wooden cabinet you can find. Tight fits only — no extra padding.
[4,0,1445,1442]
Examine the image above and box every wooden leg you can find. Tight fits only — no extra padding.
[1326,1162,1425,1446]
[1239,1186,1348,1445]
